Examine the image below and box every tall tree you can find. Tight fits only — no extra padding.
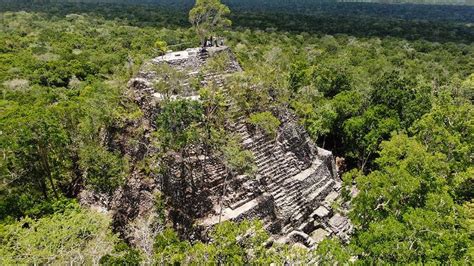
[189,0,231,46]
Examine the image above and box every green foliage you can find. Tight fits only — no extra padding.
[248,111,281,138]
[100,242,143,265]
[209,220,269,264]
[156,99,204,152]
[312,65,352,98]
[343,105,400,170]
[452,168,474,203]
[222,137,256,175]
[0,9,161,220]
[0,102,72,204]
[151,63,187,98]
[371,72,413,117]
[151,220,320,264]
[0,201,119,265]
[227,73,272,116]
[154,228,192,264]
[199,83,228,138]
[203,52,232,73]
[79,145,128,195]
[154,40,168,56]
[355,196,472,264]
[348,134,472,263]
[411,96,473,174]
[154,191,166,224]
[189,0,231,45]
[288,60,310,93]
[153,220,273,264]
[0,197,72,223]
[371,71,431,129]
[316,238,352,265]
[351,134,449,227]
[292,99,337,142]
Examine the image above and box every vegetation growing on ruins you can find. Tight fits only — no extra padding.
[0,0,473,264]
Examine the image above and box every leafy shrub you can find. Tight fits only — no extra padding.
[0,202,118,265]
[151,220,318,264]
[99,242,143,265]
[222,137,256,175]
[203,52,232,73]
[79,145,128,195]
[156,99,204,151]
[248,111,281,137]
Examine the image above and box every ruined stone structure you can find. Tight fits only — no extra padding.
[113,46,351,249]
[199,114,353,246]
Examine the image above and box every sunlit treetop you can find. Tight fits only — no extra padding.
[189,0,231,46]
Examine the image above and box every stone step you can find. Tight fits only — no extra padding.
[273,173,290,183]
[253,151,268,160]
[250,143,274,153]
[308,180,336,202]
[236,127,247,135]
[274,191,289,202]
[271,172,289,183]
[253,142,278,152]
[282,224,293,234]
[243,134,262,142]
[248,138,274,148]
[281,196,305,210]
[303,175,331,193]
[259,164,281,176]
[291,209,307,224]
[235,123,247,130]
[259,161,289,176]
[208,168,227,177]
[284,181,301,190]
[278,196,307,211]
[282,198,307,212]
[200,196,262,227]
[316,183,336,203]
[270,187,285,197]
[267,176,287,190]
[257,151,281,161]
[207,175,227,187]
[282,186,304,201]
[230,195,256,210]
[251,147,274,158]
[279,184,303,198]
[256,156,273,167]
[258,165,282,176]
[274,186,288,199]
[273,188,298,203]
[297,222,310,232]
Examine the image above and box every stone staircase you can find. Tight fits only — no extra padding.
[198,113,346,245]
[198,49,210,63]
[194,158,262,216]
[232,121,341,236]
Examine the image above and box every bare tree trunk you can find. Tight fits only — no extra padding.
[67,154,83,197]
[218,168,230,223]
[37,176,48,200]
[38,145,59,199]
